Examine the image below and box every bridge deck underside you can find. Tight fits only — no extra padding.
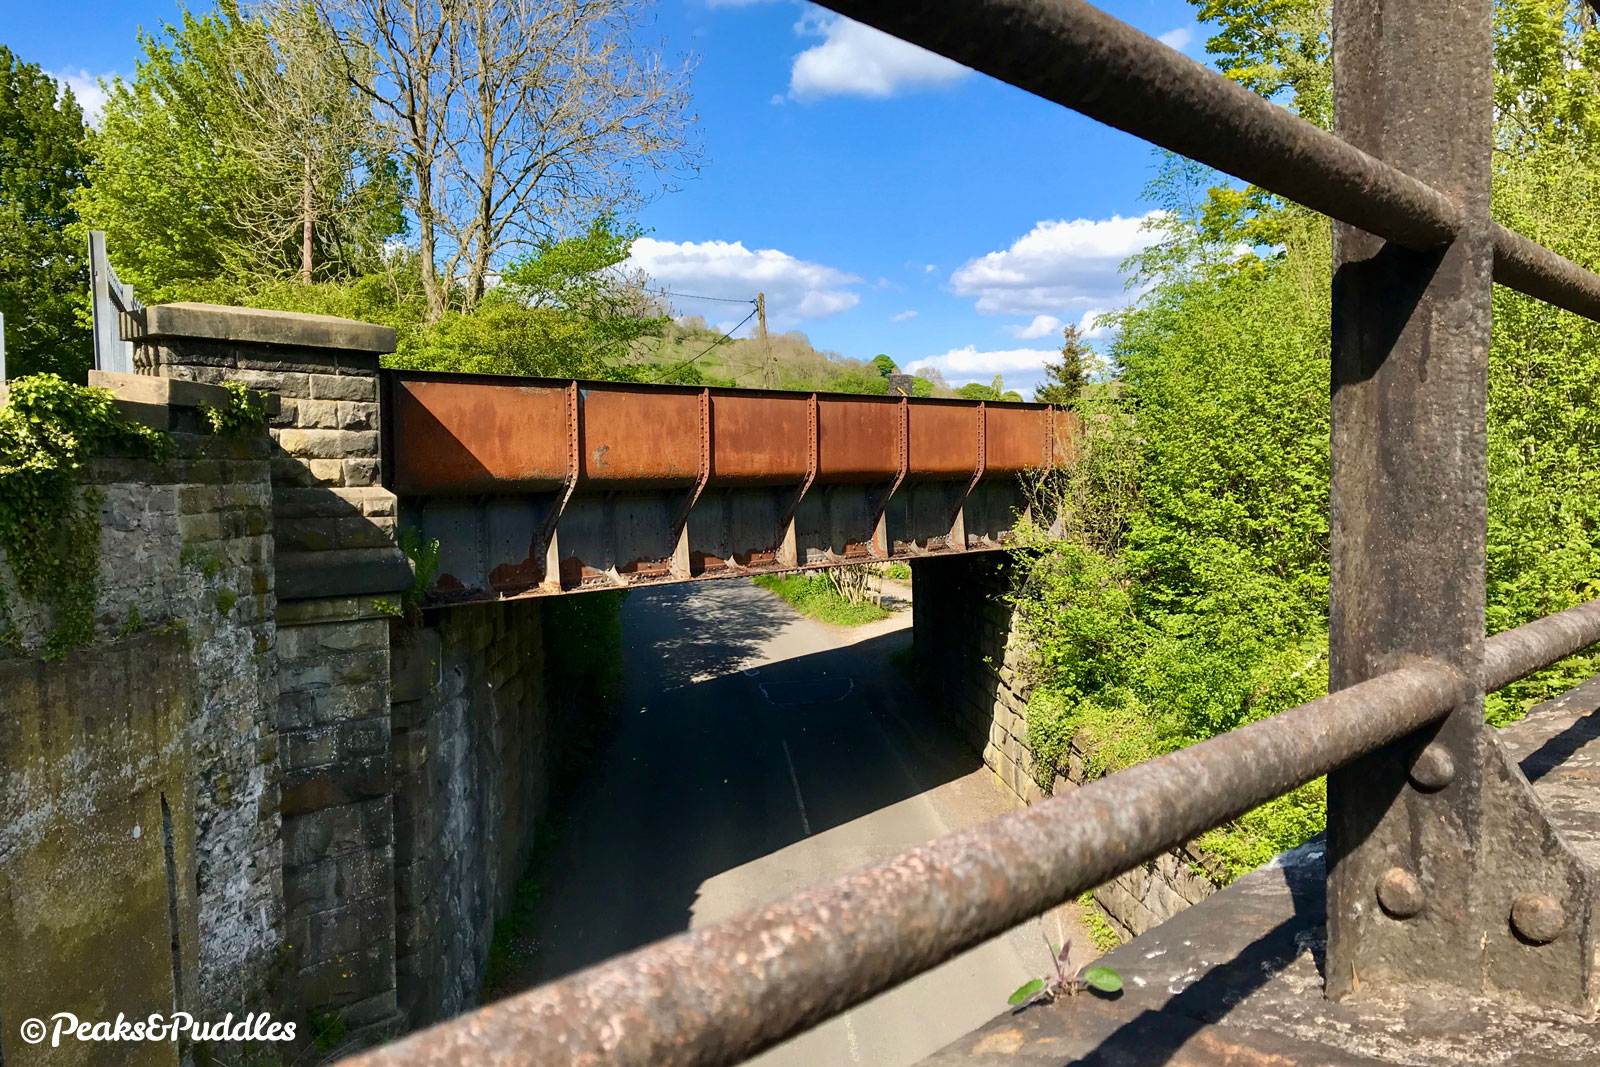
[382,372,1075,600]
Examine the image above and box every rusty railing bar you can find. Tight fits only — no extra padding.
[1492,222,1600,323]
[815,0,1600,324]
[1484,597,1600,692]
[338,659,1469,1067]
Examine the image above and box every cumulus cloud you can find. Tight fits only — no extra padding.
[951,213,1164,319]
[789,12,969,99]
[49,68,114,126]
[1158,27,1194,51]
[891,310,918,323]
[1007,314,1063,340]
[627,237,861,332]
[905,345,1059,385]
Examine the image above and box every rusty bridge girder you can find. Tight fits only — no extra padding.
[379,371,1077,601]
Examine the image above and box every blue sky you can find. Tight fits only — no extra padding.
[3,0,1212,396]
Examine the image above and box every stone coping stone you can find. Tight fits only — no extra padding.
[87,369,282,416]
[132,302,396,354]
[918,834,1600,1065]
[916,687,1600,1066]
[277,547,412,602]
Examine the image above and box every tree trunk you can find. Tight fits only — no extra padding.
[300,155,315,285]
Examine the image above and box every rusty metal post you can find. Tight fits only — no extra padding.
[1327,0,1595,1008]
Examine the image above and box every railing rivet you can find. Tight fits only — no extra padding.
[1511,892,1566,944]
[1376,867,1424,918]
[1408,742,1455,791]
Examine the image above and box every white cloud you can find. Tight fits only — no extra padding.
[905,345,1059,383]
[789,13,969,99]
[1007,314,1062,340]
[951,213,1164,318]
[1078,308,1113,339]
[627,237,861,332]
[891,310,918,323]
[1158,27,1194,51]
[48,68,114,126]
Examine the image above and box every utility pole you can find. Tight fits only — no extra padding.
[757,292,775,388]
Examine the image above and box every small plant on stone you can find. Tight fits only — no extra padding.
[199,381,270,437]
[1008,935,1121,1008]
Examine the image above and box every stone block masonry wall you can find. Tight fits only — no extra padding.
[910,553,1221,942]
[134,302,414,1033]
[0,426,284,1058]
[391,600,552,1028]
[132,301,410,601]
[275,599,399,1032]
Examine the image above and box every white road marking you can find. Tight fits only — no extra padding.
[843,1014,863,1063]
[781,739,812,837]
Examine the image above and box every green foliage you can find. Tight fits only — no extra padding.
[306,1009,347,1055]
[1015,1,1600,883]
[0,375,168,656]
[199,381,270,436]
[1076,892,1123,952]
[1007,978,1045,1006]
[117,604,143,638]
[957,375,1024,403]
[74,1,402,298]
[1082,966,1122,993]
[214,587,238,615]
[752,572,892,626]
[395,526,441,624]
[870,354,898,377]
[1008,935,1120,1007]
[544,591,629,710]
[1034,324,1090,407]
[0,47,93,380]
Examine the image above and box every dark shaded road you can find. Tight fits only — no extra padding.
[500,579,1090,1066]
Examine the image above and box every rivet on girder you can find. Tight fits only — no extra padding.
[1408,742,1455,791]
[1510,892,1566,945]
[1376,867,1424,919]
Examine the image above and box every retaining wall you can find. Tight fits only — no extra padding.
[910,552,1220,941]
[0,302,613,1062]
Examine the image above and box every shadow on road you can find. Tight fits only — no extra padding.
[499,582,984,993]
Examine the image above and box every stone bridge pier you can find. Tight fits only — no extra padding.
[0,304,621,1065]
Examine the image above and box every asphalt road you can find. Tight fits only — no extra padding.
[500,578,1093,1067]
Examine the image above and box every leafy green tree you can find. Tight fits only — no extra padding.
[956,375,1022,402]
[870,354,897,377]
[1013,0,1600,879]
[75,1,402,299]
[1034,324,1090,407]
[0,49,92,380]
[387,216,669,378]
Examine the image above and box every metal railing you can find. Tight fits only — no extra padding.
[88,230,140,375]
[341,1,1600,1063]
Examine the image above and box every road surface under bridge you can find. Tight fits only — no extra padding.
[381,371,1076,602]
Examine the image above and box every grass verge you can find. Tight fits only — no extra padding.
[752,573,892,626]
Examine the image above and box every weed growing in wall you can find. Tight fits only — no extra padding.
[198,380,270,436]
[0,374,168,656]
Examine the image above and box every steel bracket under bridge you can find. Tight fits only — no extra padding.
[381,370,1078,601]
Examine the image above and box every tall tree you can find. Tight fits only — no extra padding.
[75,1,403,298]
[219,2,403,283]
[1035,323,1089,406]
[304,0,701,321]
[0,48,92,380]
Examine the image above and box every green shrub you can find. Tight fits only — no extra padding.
[0,374,168,655]
[752,572,891,626]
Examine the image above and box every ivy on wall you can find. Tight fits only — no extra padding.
[0,375,168,656]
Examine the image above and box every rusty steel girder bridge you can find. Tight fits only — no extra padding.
[381,371,1076,601]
